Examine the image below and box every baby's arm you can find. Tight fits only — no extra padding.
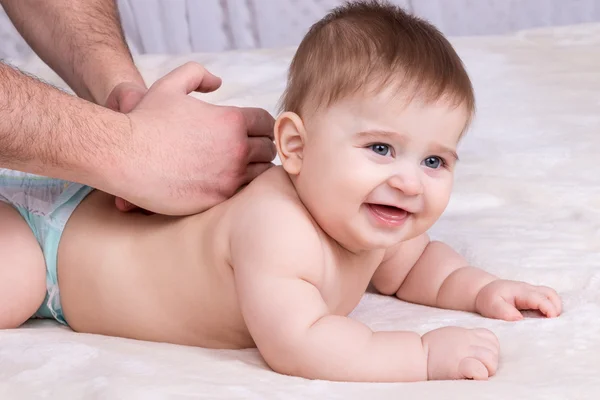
[377,234,497,312]
[372,234,561,320]
[231,201,428,382]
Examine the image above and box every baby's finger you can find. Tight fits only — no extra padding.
[487,298,523,321]
[537,286,563,315]
[458,357,490,380]
[515,292,557,317]
[472,328,500,350]
[472,346,499,377]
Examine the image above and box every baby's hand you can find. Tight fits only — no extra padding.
[475,280,562,321]
[422,327,499,380]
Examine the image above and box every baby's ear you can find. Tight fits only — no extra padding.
[274,111,306,175]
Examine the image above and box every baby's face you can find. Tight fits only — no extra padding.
[295,89,468,252]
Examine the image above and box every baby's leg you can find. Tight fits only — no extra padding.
[0,202,47,328]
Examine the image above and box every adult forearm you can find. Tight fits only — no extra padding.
[1,0,145,104]
[266,315,428,382]
[0,62,130,187]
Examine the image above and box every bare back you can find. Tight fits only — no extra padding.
[58,186,250,348]
[57,167,385,349]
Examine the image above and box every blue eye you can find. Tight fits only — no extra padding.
[423,156,443,169]
[370,143,391,156]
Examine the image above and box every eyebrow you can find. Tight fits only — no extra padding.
[355,130,460,162]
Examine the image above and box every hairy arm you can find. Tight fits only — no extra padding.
[1,0,145,104]
[0,63,130,187]
[372,234,498,312]
[230,199,428,382]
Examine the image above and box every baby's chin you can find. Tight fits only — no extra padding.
[333,227,415,253]
[308,208,427,252]
[361,221,433,251]
[364,232,413,250]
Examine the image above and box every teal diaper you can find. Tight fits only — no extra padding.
[0,169,94,325]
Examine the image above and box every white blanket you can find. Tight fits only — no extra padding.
[2,23,599,399]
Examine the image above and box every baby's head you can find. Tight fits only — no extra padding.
[274,0,475,253]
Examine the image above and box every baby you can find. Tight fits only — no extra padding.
[1,0,561,382]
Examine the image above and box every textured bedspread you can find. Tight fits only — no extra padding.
[2,23,599,399]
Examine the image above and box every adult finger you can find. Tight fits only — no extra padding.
[242,162,275,185]
[246,137,277,164]
[118,87,146,113]
[115,197,140,212]
[153,62,222,95]
[238,107,275,139]
[106,82,145,112]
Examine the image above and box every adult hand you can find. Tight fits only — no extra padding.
[105,81,147,114]
[106,62,276,216]
[104,81,150,212]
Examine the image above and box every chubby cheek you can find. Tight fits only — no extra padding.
[303,150,340,194]
[297,152,350,221]
[424,181,453,221]
[304,146,364,201]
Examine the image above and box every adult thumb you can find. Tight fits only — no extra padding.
[152,62,222,95]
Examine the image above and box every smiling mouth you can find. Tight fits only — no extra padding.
[366,203,411,227]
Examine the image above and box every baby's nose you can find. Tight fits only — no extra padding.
[388,169,423,196]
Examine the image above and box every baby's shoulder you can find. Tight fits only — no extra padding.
[229,168,325,271]
[235,167,313,227]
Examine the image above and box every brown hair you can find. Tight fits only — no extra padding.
[278,0,475,124]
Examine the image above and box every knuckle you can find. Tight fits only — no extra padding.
[195,63,208,77]
[221,177,241,197]
[214,191,229,204]
[220,166,244,192]
[205,192,225,210]
[215,179,232,197]
[231,140,250,164]
[184,61,203,72]
[254,107,272,122]
[223,108,246,129]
